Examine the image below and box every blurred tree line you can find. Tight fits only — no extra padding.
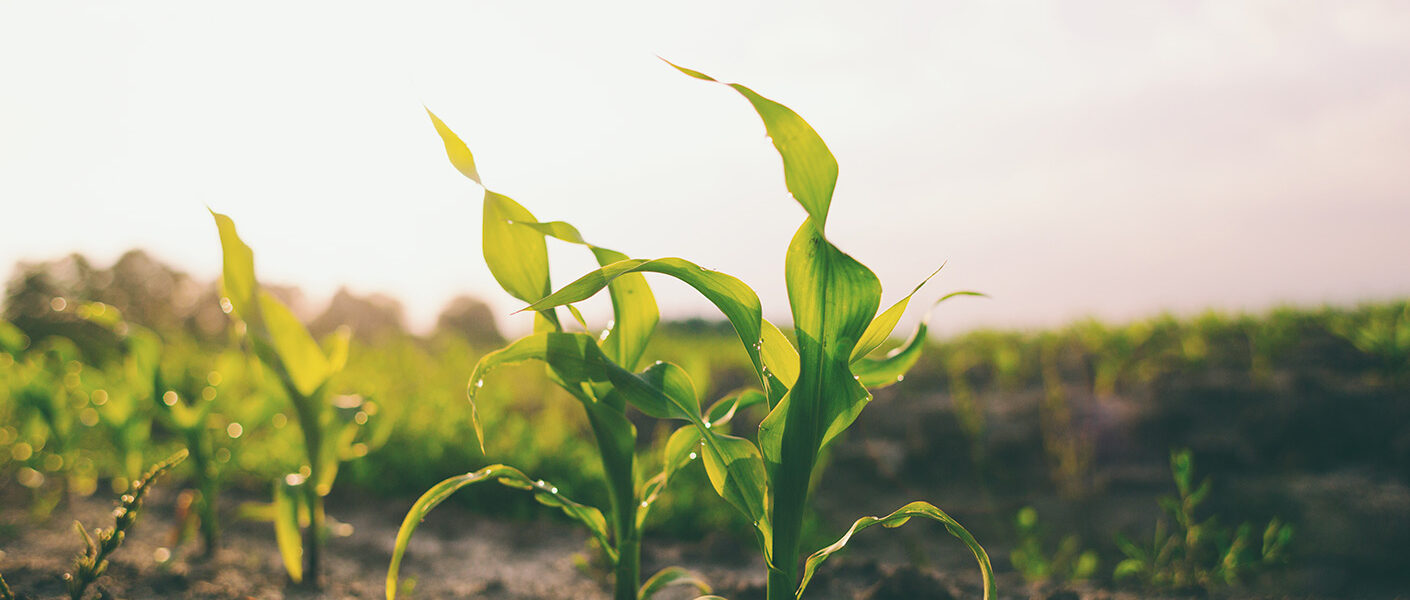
[2,249,504,348]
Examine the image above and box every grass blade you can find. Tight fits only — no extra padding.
[797,501,995,600]
[386,465,612,600]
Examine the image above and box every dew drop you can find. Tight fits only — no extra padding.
[688,452,697,460]
[219,297,234,314]
[703,422,711,429]
[896,374,905,382]
[640,501,649,508]
[226,422,243,439]
[162,391,179,406]
[550,486,558,494]
[475,379,485,388]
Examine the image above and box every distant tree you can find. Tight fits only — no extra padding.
[309,287,407,342]
[434,295,502,346]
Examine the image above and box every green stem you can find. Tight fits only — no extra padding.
[768,460,810,600]
[184,428,220,556]
[584,389,639,600]
[615,533,641,600]
[304,491,325,588]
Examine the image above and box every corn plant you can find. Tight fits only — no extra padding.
[404,62,993,600]
[1114,449,1293,589]
[6,335,90,515]
[385,109,718,600]
[212,211,375,586]
[63,449,187,600]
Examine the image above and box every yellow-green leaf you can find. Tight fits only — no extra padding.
[797,501,995,600]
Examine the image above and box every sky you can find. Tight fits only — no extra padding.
[2,1,1408,337]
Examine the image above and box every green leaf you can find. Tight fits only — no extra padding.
[640,566,711,600]
[851,291,985,389]
[780,220,880,451]
[513,220,661,371]
[425,107,482,184]
[210,211,333,397]
[705,388,769,427]
[210,210,257,315]
[323,326,352,375]
[386,465,612,600]
[465,334,704,449]
[520,257,766,388]
[760,318,799,400]
[273,479,304,583]
[666,60,838,232]
[850,266,944,364]
[483,191,553,306]
[255,290,331,397]
[797,501,995,600]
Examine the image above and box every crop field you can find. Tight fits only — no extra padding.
[3,66,1409,600]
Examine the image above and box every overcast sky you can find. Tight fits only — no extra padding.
[2,1,1408,336]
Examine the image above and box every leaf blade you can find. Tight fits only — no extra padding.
[797,501,995,600]
[386,465,611,600]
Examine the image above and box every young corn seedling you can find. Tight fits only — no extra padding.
[386,108,720,600]
[212,212,375,587]
[63,449,187,600]
[466,61,995,600]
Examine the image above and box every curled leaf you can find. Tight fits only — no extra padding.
[797,501,995,600]
[386,465,611,600]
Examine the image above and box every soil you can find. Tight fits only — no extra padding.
[4,363,1408,599]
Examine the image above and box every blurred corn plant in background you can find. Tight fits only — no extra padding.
[212,212,384,587]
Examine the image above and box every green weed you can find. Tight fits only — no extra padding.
[1114,448,1293,590]
[1009,506,1097,584]
[63,449,186,600]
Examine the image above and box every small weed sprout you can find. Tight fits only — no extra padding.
[1114,448,1293,589]
[1009,506,1098,584]
[64,449,186,600]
